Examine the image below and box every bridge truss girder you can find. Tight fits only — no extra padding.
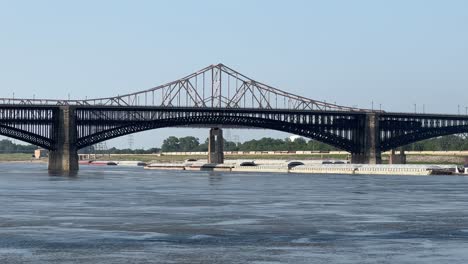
[380,113,468,151]
[74,107,364,152]
[0,106,56,149]
[1,106,468,161]
[0,64,371,112]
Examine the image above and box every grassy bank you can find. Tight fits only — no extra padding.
[0,153,35,162]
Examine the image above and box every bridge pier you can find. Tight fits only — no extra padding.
[351,113,382,164]
[208,128,224,164]
[389,149,407,164]
[48,106,79,173]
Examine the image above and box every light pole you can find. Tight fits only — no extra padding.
[414,104,417,113]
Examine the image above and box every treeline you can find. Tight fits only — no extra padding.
[1,134,467,154]
[161,136,337,152]
[231,137,337,152]
[161,135,468,153]
[79,146,161,154]
[0,139,37,153]
[404,135,468,151]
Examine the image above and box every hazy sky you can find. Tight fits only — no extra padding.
[1,0,467,148]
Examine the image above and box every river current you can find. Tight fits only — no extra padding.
[1,163,468,263]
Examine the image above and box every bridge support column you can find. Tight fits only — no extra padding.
[208,128,224,164]
[389,149,407,164]
[351,113,382,164]
[48,106,79,173]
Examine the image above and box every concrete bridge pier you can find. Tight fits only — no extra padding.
[389,149,407,164]
[48,106,79,173]
[208,127,224,164]
[351,113,382,164]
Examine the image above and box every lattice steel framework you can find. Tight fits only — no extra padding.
[0,64,370,112]
[74,107,365,152]
[380,113,468,151]
[0,106,56,149]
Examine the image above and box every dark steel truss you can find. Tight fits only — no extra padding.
[0,64,371,112]
[74,107,364,152]
[0,106,56,149]
[1,105,468,153]
[380,113,468,151]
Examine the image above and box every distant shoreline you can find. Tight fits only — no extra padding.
[0,159,47,164]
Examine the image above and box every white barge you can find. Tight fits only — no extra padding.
[144,163,186,170]
[144,160,462,176]
[117,161,147,166]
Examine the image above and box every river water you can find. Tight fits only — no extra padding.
[1,163,468,264]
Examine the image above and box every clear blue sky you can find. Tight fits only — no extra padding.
[1,0,467,148]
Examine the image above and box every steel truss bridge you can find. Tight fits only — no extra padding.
[1,64,468,171]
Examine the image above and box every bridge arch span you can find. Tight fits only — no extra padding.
[381,126,468,151]
[0,106,56,150]
[0,124,53,150]
[75,114,357,152]
[379,113,468,151]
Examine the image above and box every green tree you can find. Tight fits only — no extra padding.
[224,140,238,151]
[161,136,180,152]
[178,136,200,152]
[0,139,37,153]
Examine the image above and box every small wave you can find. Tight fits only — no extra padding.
[211,219,259,225]
[291,238,311,244]
[189,234,213,240]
